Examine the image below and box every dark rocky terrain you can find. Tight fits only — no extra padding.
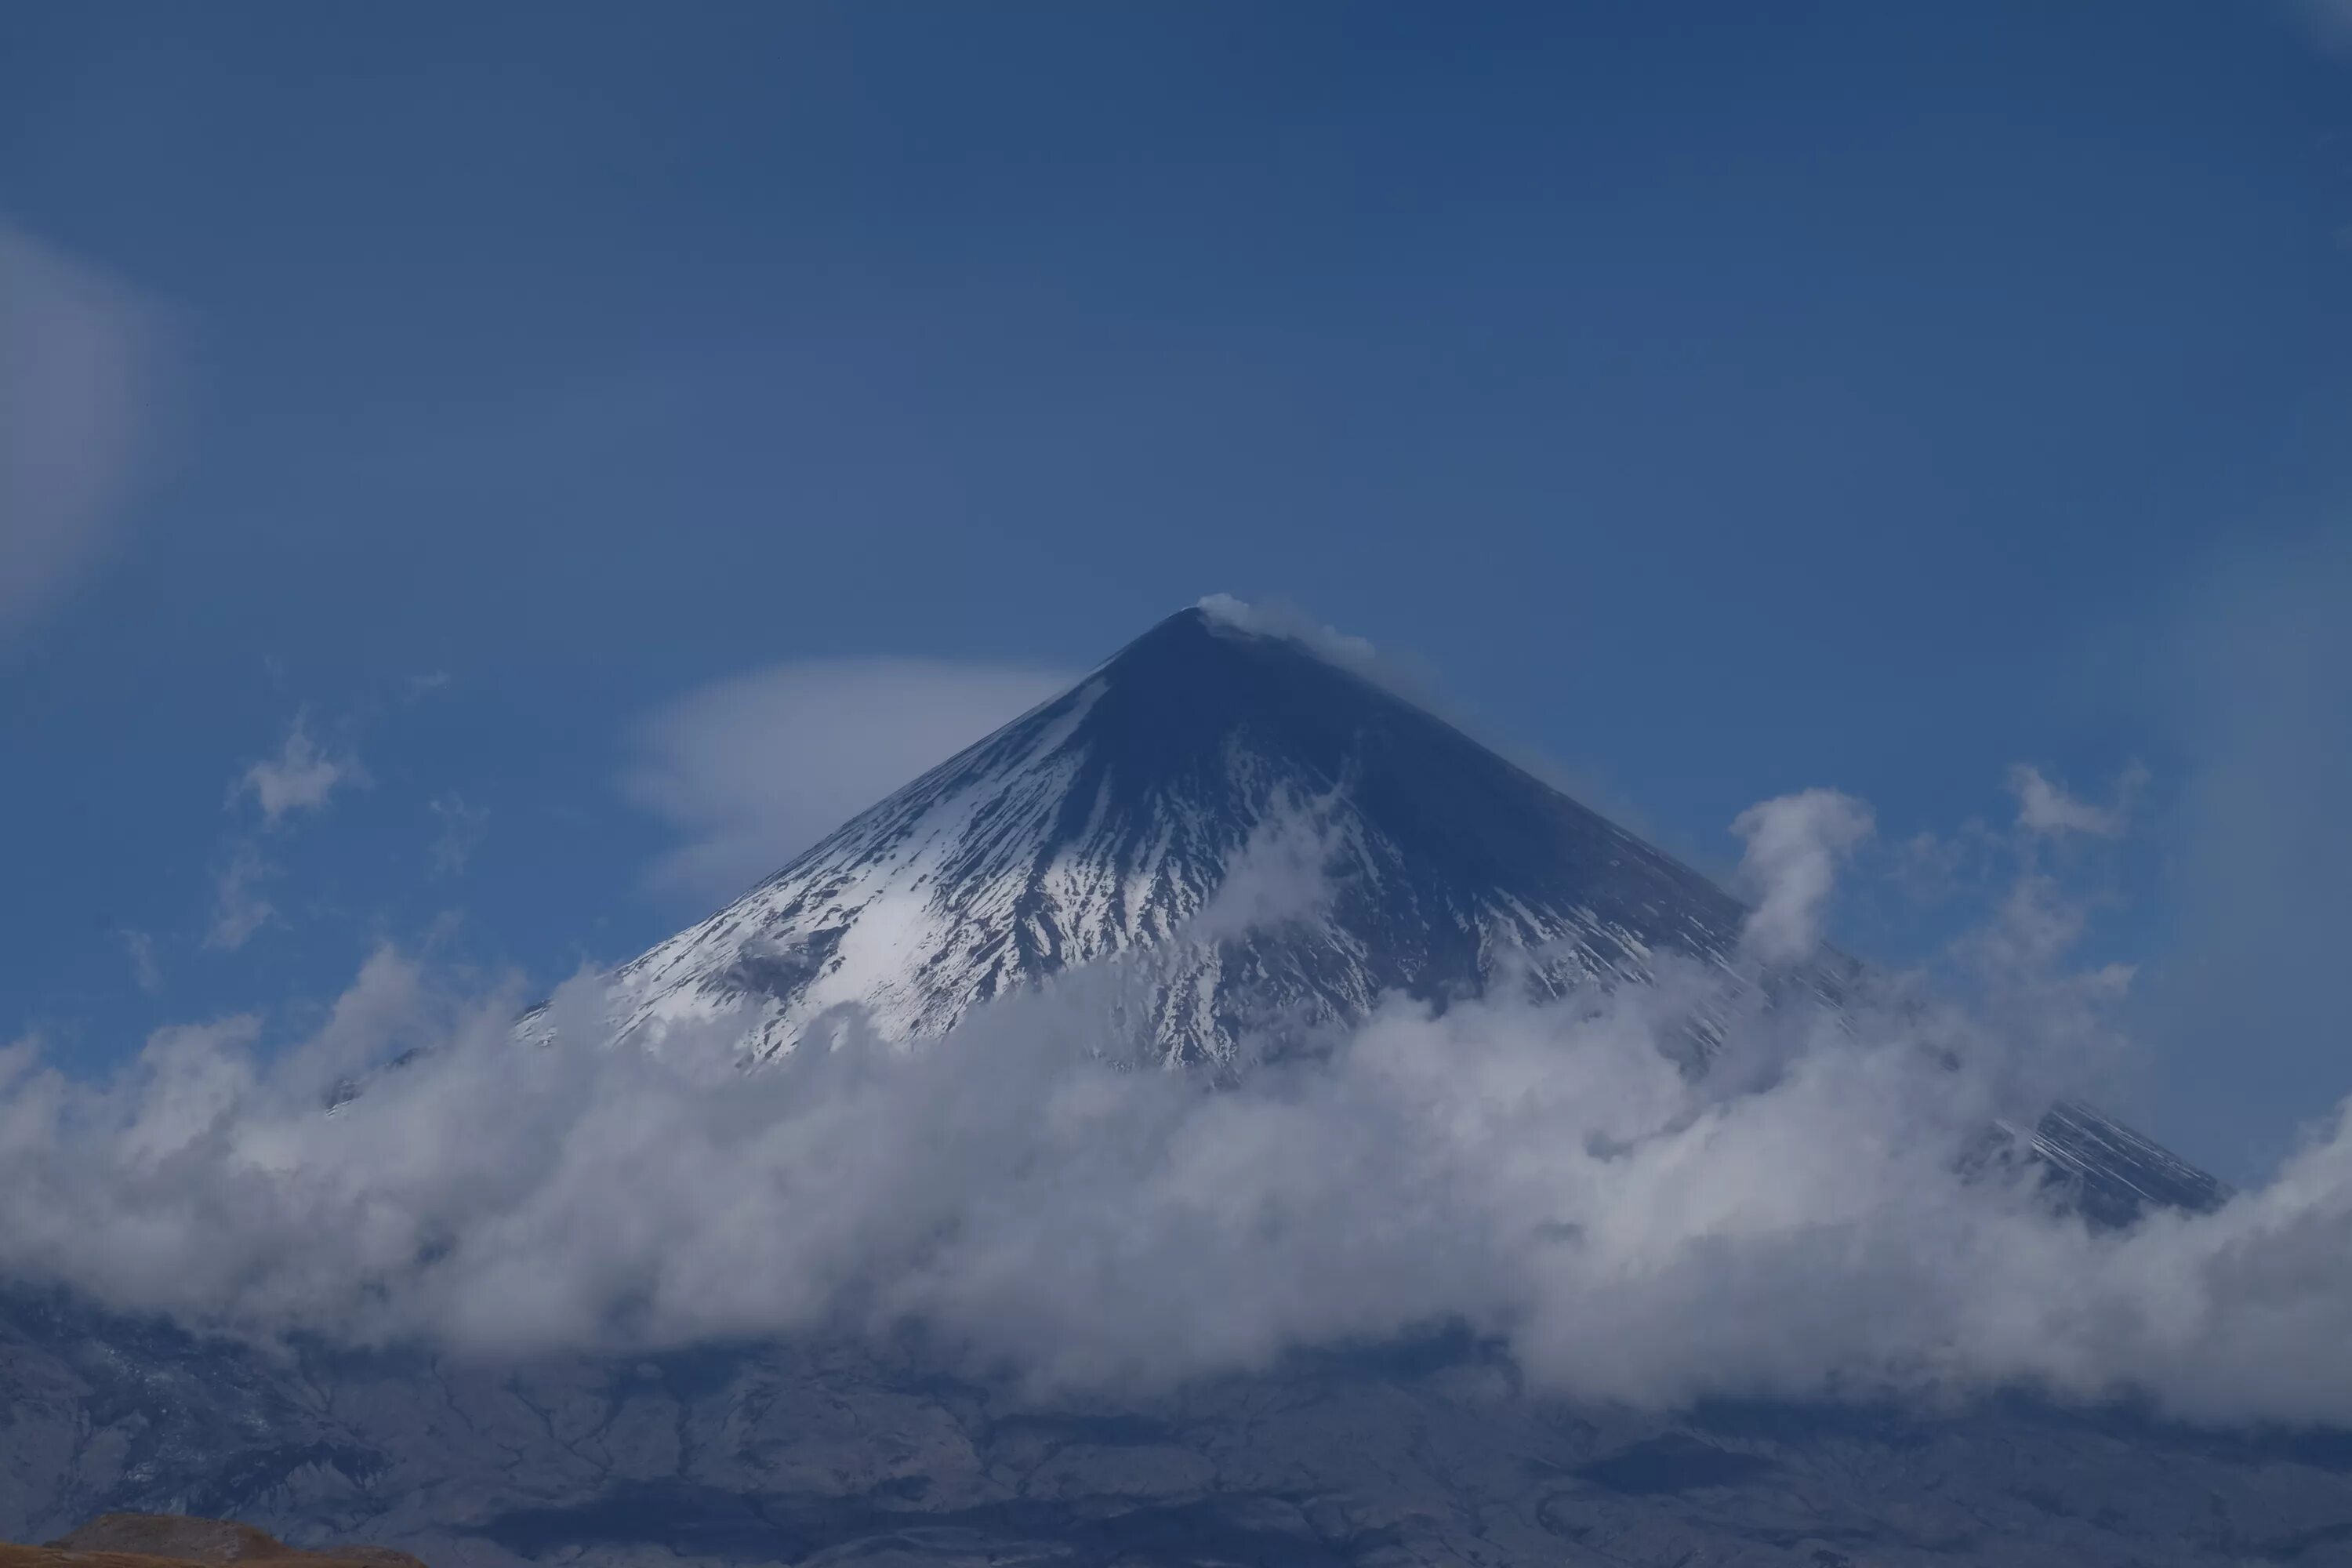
[7,1286,2352,1567]
[594,604,1786,1067]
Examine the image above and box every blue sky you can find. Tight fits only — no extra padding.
[2,1,2347,1181]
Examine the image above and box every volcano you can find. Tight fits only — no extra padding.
[605,600,1777,1065]
[0,603,2290,1567]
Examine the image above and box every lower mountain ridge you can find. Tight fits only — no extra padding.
[7,1283,2352,1568]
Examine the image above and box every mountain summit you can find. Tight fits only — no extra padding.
[606,600,1759,1065]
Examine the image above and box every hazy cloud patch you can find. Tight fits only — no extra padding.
[2139,529,2352,1178]
[120,929,162,993]
[1197,593,1380,670]
[1196,593,1454,713]
[0,223,167,642]
[427,794,489,877]
[234,713,367,825]
[2288,0,2352,51]
[2008,763,2140,839]
[204,845,275,952]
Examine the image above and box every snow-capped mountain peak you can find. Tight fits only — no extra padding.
[604,604,1754,1065]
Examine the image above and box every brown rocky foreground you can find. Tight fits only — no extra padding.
[4,1515,422,1568]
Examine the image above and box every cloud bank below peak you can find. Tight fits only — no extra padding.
[6,784,2352,1428]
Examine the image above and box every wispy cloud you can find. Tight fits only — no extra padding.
[625,657,1072,903]
[2288,0,2352,51]
[119,929,162,993]
[232,713,366,826]
[403,670,452,705]
[1196,593,1454,712]
[0,223,166,642]
[1730,788,1874,964]
[204,845,275,952]
[2138,529,2352,1176]
[426,794,489,877]
[2007,763,2139,838]
[1197,593,1379,670]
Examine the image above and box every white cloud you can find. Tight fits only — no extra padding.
[1730,788,1875,964]
[1186,791,1353,944]
[2007,763,2136,838]
[234,713,365,825]
[0,223,165,641]
[624,657,1072,903]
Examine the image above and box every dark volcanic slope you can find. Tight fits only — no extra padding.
[599,602,2216,1221]
[606,604,1761,1064]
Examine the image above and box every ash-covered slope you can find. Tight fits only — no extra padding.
[607,602,1761,1065]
